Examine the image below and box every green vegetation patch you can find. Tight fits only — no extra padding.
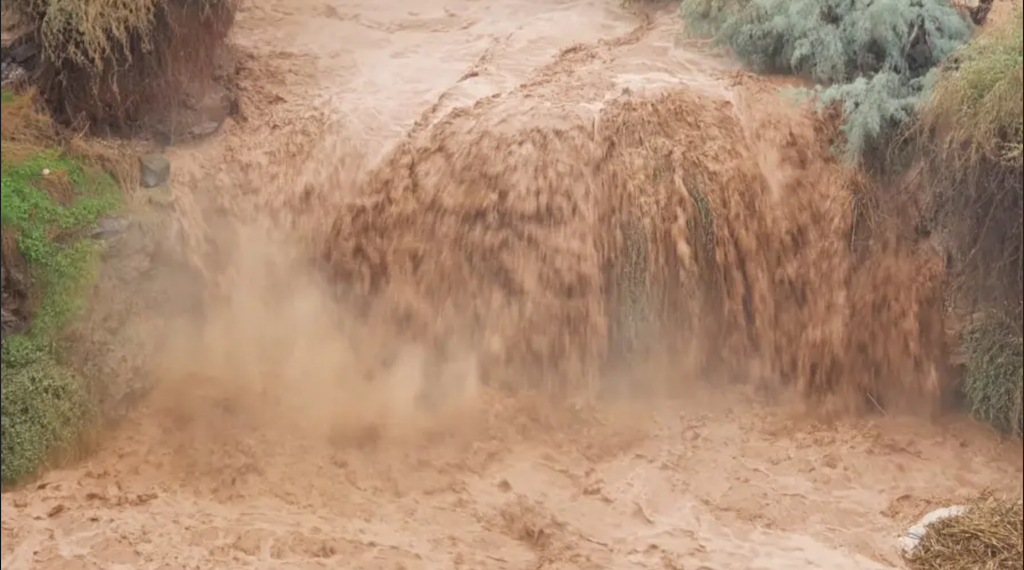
[924,8,1022,437]
[1,94,121,485]
[959,310,1023,437]
[678,0,750,35]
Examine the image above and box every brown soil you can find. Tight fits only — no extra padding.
[1,1,1021,569]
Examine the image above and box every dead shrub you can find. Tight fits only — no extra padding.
[64,134,139,193]
[2,87,138,194]
[918,5,1022,301]
[0,86,53,165]
[905,492,1023,570]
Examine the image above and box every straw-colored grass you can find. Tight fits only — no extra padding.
[904,492,1023,570]
[6,0,160,68]
[1,0,230,67]
[0,87,54,165]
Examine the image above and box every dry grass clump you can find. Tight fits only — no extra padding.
[0,225,24,284]
[904,493,1023,570]
[922,4,1023,168]
[1,0,238,134]
[0,88,136,191]
[0,87,53,165]
[5,0,160,67]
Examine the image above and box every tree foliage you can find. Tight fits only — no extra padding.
[681,0,973,162]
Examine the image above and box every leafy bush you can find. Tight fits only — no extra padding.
[814,70,935,161]
[959,311,1022,437]
[1,93,120,485]
[679,0,751,36]
[1,338,89,484]
[680,0,973,162]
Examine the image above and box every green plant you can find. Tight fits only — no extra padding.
[1,143,119,485]
[1,338,89,484]
[960,310,1023,436]
[815,70,936,162]
[679,0,751,36]
[680,0,973,162]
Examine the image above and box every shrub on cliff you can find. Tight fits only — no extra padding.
[680,0,973,162]
[918,6,1022,435]
[1,91,121,485]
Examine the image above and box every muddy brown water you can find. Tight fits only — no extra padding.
[2,1,1022,569]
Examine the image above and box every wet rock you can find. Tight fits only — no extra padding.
[5,42,38,64]
[1,35,39,88]
[157,81,236,144]
[188,120,224,139]
[1,263,29,341]
[90,217,130,240]
[144,183,175,208]
[1,61,28,89]
[1,305,19,341]
[191,82,235,122]
[139,154,171,188]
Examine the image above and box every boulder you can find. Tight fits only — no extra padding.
[139,154,171,188]
[4,41,37,64]
[90,217,130,240]
[156,80,236,144]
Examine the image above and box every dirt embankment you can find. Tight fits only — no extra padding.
[2,0,239,139]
